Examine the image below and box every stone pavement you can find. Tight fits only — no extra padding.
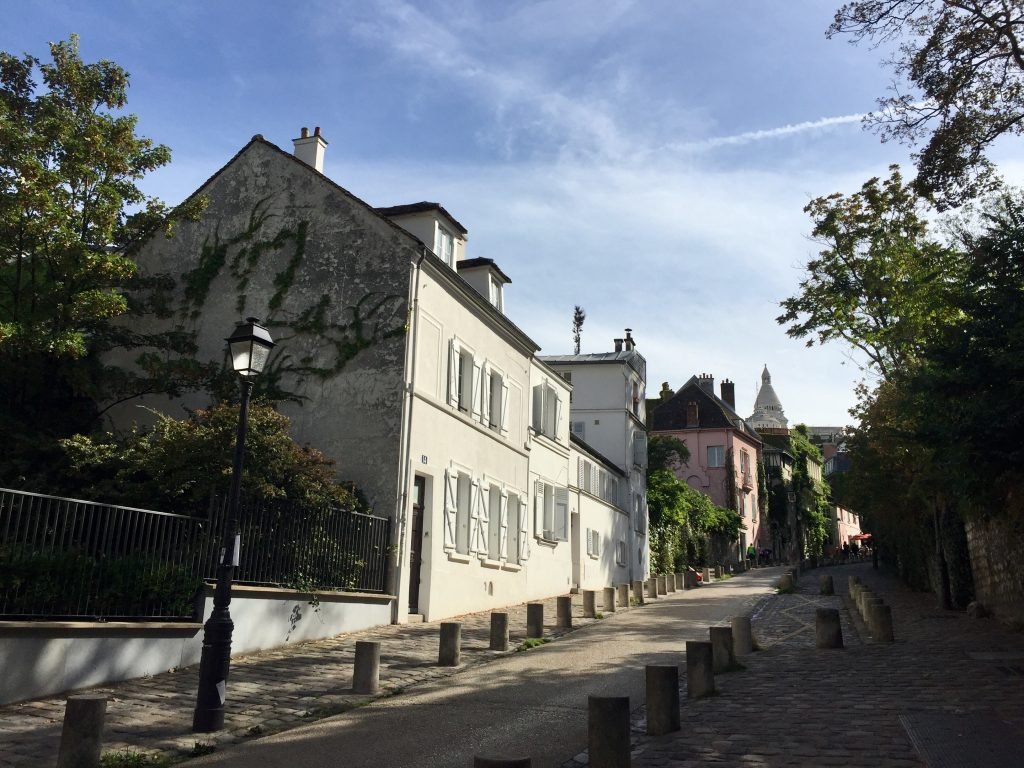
[0,589,624,767]
[619,562,1024,768]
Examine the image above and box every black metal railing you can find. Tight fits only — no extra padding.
[0,488,392,621]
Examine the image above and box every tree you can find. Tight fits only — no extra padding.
[777,165,963,379]
[0,36,204,434]
[830,1,1024,207]
[572,305,586,354]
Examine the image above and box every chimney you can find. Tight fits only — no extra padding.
[697,372,715,394]
[660,382,673,401]
[720,379,736,408]
[293,126,328,173]
[624,328,634,351]
[614,338,623,353]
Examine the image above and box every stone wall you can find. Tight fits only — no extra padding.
[965,515,1024,626]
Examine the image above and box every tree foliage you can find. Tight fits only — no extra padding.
[572,305,586,354]
[0,35,205,436]
[830,0,1024,207]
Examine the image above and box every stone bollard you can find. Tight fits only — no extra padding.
[57,694,107,768]
[645,665,680,735]
[557,596,573,628]
[439,622,462,666]
[588,695,631,768]
[778,573,795,591]
[632,579,645,605]
[674,573,684,590]
[617,583,630,608]
[815,608,843,649]
[703,566,712,583]
[864,597,883,633]
[474,757,532,768]
[666,574,677,593]
[527,603,544,638]
[686,641,715,698]
[819,574,834,595]
[352,640,381,694]
[684,570,696,589]
[732,616,753,656]
[657,574,668,595]
[857,588,873,619]
[583,590,597,618]
[848,575,861,593]
[709,626,736,672]
[647,577,659,599]
[603,586,617,613]
[714,564,724,579]
[490,612,510,651]
[871,603,895,642]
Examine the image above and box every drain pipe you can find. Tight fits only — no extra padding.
[390,247,427,624]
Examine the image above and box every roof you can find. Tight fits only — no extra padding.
[570,433,627,477]
[539,349,647,381]
[457,257,512,284]
[374,201,468,235]
[650,375,762,444]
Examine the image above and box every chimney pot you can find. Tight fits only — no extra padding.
[301,127,309,138]
[314,126,321,136]
[614,338,623,353]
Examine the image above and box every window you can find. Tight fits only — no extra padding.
[448,340,478,414]
[686,401,699,428]
[534,480,568,541]
[456,473,472,554]
[739,494,746,518]
[435,225,454,268]
[585,528,600,558]
[507,494,528,563]
[633,432,647,467]
[488,275,503,311]
[443,470,474,556]
[634,493,647,534]
[631,380,640,416]
[576,457,620,506]
[532,382,562,440]
[707,445,725,467]
[615,540,626,566]
[571,421,586,439]
[486,370,504,429]
[487,486,502,560]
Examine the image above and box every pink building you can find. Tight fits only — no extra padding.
[650,374,764,564]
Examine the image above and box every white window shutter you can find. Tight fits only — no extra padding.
[585,527,593,556]
[477,483,490,557]
[469,480,482,554]
[555,487,569,541]
[500,381,509,434]
[447,340,459,407]
[498,492,509,560]
[480,368,491,426]
[577,458,584,489]
[554,395,563,439]
[443,470,457,550]
[532,385,543,432]
[518,500,530,561]
[471,361,482,419]
[534,479,544,537]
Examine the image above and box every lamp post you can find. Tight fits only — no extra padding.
[193,317,274,733]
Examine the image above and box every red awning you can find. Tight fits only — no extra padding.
[849,533,872,541]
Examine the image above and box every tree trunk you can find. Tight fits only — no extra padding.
[933,503,952,610]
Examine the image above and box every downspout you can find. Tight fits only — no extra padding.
[390,247,427,624]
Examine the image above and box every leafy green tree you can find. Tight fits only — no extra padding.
[830,1,1024,206]
[778,165,962,379]
[60,402,362,514]
[0,35,204,436]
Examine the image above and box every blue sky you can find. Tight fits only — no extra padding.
[8,1,1020,425]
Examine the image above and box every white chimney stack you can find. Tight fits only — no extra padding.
[292,126,327,173]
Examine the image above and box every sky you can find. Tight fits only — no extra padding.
[7,1,1022,426]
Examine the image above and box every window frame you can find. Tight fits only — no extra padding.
[707,445,725,468]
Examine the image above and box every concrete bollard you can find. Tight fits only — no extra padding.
[352,640,380,694]
[645,665,680,735]
[732,616,753,656]
[703,566,712,583]
[583,590,597,618]
[815,608,843,649]
[714,564,724,579]
[632,579,645,605]
[603,586,617,613]
[709,626,736,672]
[474,757,532,768]
[527,603,544,638]
[666,573,677,593]
[686,641,715,698]
[557,596,573,628]
[657,574,667,595]
[863,597,883,633]
[684,570,696,589]
[646,577,658,599]
[617,583,630,608]
[490,612,510,651]
[871,603,895,642]
[57,694,107,768]
[588,696,631,768]
[857,588,873,619]
[848,575,861,593]
[439,622,462,666]
[674,573,684,590]
[778,573,795,591]
[820,574,834,595]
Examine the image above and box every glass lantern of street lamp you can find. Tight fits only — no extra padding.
[226,317,275,377]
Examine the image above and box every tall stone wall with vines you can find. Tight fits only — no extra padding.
[106,139,415,516]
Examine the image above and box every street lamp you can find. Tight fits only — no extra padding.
[193,317,274,733]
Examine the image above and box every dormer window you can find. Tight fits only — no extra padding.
[488,274,503,311]
[435,225,455,268]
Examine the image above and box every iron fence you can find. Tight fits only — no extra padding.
[0,487,392,621]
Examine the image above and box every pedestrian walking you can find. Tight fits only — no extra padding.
[746,544,756,567]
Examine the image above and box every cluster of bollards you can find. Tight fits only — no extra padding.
[56,572,746,767]
[848,576,895,642]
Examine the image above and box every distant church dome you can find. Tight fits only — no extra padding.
[749,365,788,430]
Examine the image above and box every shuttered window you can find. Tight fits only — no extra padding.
[533,480,569,542]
